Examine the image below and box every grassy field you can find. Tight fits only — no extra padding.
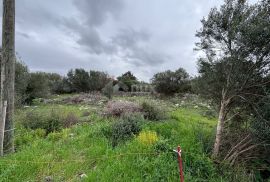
[0,95,251,181]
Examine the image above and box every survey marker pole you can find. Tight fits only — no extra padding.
[177,145,184,182]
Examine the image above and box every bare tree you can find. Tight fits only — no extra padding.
[0,0,15,154]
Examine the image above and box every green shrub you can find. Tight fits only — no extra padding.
[185,152,217,179]
[141,101,166,121]
[63,113,79,127]
[15,128,46,149]
[21,111,43,130]
[22,110,63,134]
[44,111,62,134]
[110,113,144,147]
[154,139,170,152]
[47,128,70,142]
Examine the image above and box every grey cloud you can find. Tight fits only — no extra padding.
[0,0,61,29]
[60,0,125,55]
[17,31,31,39]
[15,1,61,29]
[73,0,124,26]
[62,9,166,67]
[112,28,168,66]
[126,48,169,66]
[112,28,151,49]
[77,27,115,54]
[62,17,115,55]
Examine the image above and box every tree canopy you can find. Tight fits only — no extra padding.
[117,71,139,91]
[152,68,190,95]
[195,0,270,158]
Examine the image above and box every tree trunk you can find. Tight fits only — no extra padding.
[213,100,227,158]
[1,0,15,154]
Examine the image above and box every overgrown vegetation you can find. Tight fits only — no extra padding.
[20,107,81,134]
[0,96,259,181]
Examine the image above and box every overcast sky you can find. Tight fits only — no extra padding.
[0,0,257,81]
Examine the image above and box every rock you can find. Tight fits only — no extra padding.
[78,173,88,179]
[44,176,53,182]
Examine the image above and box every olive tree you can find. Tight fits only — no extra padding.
[196,0,270,157]
[152,68,190,95]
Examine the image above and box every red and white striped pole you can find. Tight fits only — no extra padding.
[176,145,184,182]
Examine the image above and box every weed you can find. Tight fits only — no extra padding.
[137,131,158,145]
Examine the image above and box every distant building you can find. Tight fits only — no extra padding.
[113,81,129,93]
[131,83,153,92]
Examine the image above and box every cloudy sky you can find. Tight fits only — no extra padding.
[0,0,256,81]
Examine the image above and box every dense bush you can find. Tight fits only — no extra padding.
[63,113,80,128]
[104,101,141,117]
[151,68,191,95]
[21,110,63,134]
[26,72,61,104]
[141,101,166,121]
[14,61,67,105]
[110,113,143,147]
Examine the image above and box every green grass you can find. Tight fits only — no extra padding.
[0,97,252,182]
